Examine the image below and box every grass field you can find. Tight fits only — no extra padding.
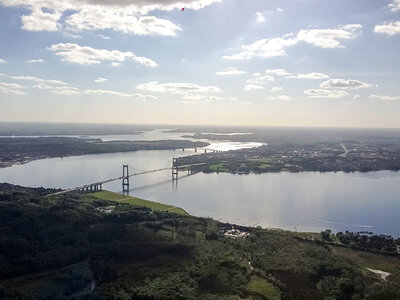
[93,190,189,216]
[247,276,281,300]
[329,245,400,278]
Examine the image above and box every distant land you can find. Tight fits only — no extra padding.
[0,137,208,168]
[2,123,400,173]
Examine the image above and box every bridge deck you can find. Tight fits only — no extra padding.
[48,163,206,196]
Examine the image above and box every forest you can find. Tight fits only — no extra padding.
[0,183,399,299]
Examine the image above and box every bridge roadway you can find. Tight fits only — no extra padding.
[49,163,206,196]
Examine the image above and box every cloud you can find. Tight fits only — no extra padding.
[270,86,283,92]
[222,24,362,60]
[295,72,329,79]
[66,10,182,36]
[370,94,400,100]
[136,81,221,94]
[320,79,372,89]
[244,84,264,91]
[223,37,297,60]
[216,68,246,76]
[21,7,62,31]
[264,69,329,80]
[52,87,80,95]
[181,94,223,102]
[0,82,26,95]
[94,77,108,83]
[84,89,157,100]
[1,0,219,36]
[354,94,361,99]
[47,43,157,67]
[388,0,400,12]
[247,74,275,85]
[265,69,290,76]
[267,95,291,100]
[374,21,400,36]
[0,59,6,63]
[276,95,291,101]
[26,59,44,63]
[10,75,66,85]
[296,24,362,48]
[304,89,349,98]
[255,12,265,23]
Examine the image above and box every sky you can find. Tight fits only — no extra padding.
[0,0,399,127]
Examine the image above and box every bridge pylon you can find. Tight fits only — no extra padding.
[122,165,130,194]
[172,158,178,180]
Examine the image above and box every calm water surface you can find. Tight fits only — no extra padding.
[1,150,399,236]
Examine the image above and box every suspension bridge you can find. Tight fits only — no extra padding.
[49,158,206,196]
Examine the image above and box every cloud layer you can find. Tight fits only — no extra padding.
[1,0,220,36]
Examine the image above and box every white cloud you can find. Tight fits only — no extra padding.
[32,83,53,89]
[136,81,221,94]
[26,59,44,63]
[276,7,283,12]
[222,24,362,60]
[270,86,283,92]
[0,82,25,95]
[247,74,275,85]
[244,84,264,91]
[276,95,291,101]
[370,94,400,100]
[52,87,80,95]
[320,79,372,89]
[264,69,329,80]
[354,94,361,99]
[1,0,219,36]
[182,94,223,102]
[10,75,66,85]
[295,72,329,79]
[388,0,400,12]
[21,7,61,31]
[267,95,292,101]
[94,77,108,83]
[265,69,290,76]
[47,43,157,67]
[66,10,182,36]
[216,68,246,76]
[304,89,349,98]
[111,62,122,67]
[255,12,265,23]
[374,21,400,36]
[97,34,111,40]
[223,37,297,60]
[297,24,362,48]
[0,59,6,63]
[84,89,157,100]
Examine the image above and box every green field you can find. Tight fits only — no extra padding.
[93,190,189,215]
[247,276,281,300]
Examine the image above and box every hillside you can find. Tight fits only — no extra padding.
[0,183,399,299]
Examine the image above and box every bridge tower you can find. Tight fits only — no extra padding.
[172,158,178,180]
[122,165,130,194]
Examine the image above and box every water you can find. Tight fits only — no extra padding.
[1,150,400,237]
